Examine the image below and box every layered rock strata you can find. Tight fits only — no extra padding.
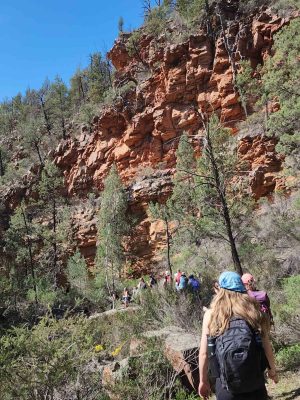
[54,9,288,271]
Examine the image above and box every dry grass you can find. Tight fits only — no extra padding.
[267,369,300,400]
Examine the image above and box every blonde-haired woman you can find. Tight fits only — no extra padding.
[199,271,278,400]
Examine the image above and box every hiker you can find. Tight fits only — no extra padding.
[188,274,201,293]
[109,291,119,309]
[137,277,147,290]
[163,271,172,287]
[122,287,130,308]
[242,273,274,331]
[178,271,188,291]
[149,274,157,288]
[199,271,278,400]
[174,269,182,290]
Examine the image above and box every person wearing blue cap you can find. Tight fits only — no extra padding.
[198,271,278,400]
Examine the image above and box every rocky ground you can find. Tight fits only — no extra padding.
[92,306,299,400]
[267,370,300,400]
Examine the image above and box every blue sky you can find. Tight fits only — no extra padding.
[0,0,144,100]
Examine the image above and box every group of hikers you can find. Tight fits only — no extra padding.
[165,269,201,292]
[120,267,277,399]
[122,269,277,399]
[199,271,277,400]
[121,269,201,307]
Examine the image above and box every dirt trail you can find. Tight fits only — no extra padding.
[267,369,300,400]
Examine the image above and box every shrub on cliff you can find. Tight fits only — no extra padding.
[144,4,169,36]
[176,0,206,23]
[263,18,300,173]
[238,18,300,175]
[87,52,112,104]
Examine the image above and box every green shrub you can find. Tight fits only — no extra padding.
[238,0,269,13]
[176,0,205,23]
[110,340,173,400]
[281,275,300,315]
[144,6,169,36]
[276,344,300,370]
[271,0,300,16]
[175,389,199,400]
[0,315,107,399]
[75,103,99,131]
[126,30,143,58]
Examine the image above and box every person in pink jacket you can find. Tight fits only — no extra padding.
[242,273,274,331]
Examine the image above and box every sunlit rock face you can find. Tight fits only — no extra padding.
[54,9,288,272]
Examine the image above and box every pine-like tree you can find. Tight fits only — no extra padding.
[70,68,88,110]
[48,76,71,140]
[96,165,128,305]
[37,162,67,287]
[4,202,38,304]
[67,249,89,295]
[118,16,124,34]
[169,133,197,220]
[194,115,245,275]
[87,52,111,104]
[148,134,197,276]
[22,116,45,167]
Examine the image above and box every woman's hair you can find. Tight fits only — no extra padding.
[208,288,265,337]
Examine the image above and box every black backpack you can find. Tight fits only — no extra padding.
[214,318,267,394]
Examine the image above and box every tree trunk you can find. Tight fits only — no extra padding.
[217,7,237,85]
[264,98,269,134]
[52,197,58,287]
[59,90,67,139]
[164,216,173,279]
[79,76,85,102]
[40,96,52,135]
[34,142,44,168]
[106,60,113,88]
[220,191,243,275]
[21,206,38,304]
[104,243,114,309]
[205,0,216,70]
[60,117,67,140]
[206,129,243,276]
[0,149,4,176]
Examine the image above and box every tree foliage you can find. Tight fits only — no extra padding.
[194,115,250,274]
[87,52,112,104]
[0,315,106,400]
[96,165,128,296]
[263,19,300,171]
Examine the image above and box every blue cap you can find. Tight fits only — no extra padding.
[219,271,247,293]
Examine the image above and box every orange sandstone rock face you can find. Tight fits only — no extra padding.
[238,136,284,199]
[54,10,287,271]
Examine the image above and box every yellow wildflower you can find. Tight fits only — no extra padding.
[94,344,104,352]
[111,341,126,357]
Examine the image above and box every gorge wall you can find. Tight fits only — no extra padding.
[54,8,287,273]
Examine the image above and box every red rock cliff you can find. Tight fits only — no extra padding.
[54,9,288,272]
